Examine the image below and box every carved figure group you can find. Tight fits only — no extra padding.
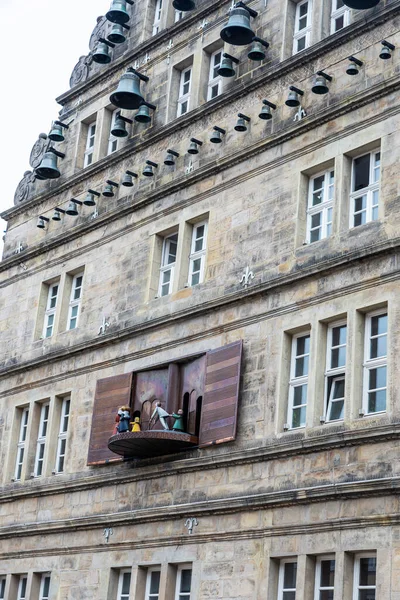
[113,402,187,434]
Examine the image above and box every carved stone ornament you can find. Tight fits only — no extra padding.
[89,16,109,51]
[14,171,35,206]
[29,133,48,170]
[69,55,91,88]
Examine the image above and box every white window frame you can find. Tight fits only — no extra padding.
[55,397,71,474]
[353,554,376,600]
[15,407,29,481]
[108,110,120,155]
[175,9,184,21]
[293,0,312,55]
[307,169,334,243]
[152,0,163,35]
[207,50,223,101]
[287,333,310,429]
[67,272,84,331]
[363,310,387,415]
[350,149,381,228]
[314,555,335,600]
[0,576,6,599]
[325,321,347,422]
[43,282,59,339]
[117,569,132,600]
[34,402,50,477]
[39,574,51,600]
[84,121,96,168]
[158,233,178,297]
[188,220,208,287]
[145,568,161,600]
[177,66,192,117]
[17,576,28,600]
[330,0,350,33]
[174,565,192,600]
[277,559,297,600]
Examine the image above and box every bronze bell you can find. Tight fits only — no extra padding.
[220,4,257,47]
[36,151,61,180]
[93,40,112,64]
[83,191,97,206]
[172,0,195,10]
[346,58,360,75]
[108,24,127,44]
[217,54,238,78]
[210,126,226,143]
[106,0,132,24]
[188,137,203,154]
[248,37,269,61]
[311,72,332,95]
[111,115,128,137]
[52,208,65,221]
[234,113,250,132]
[48,122,65,143]
[285,86,303,107]
[135,105,151,123]
[110,68,146,110]
[379,41,395,60]
[37,216,48,229]
[342,0,379,8]
[143,160,158,176]
[258,100,276,120]
[66,200,80,216]
[121,171,137,186]
[102,184,115,197]
[164,149,179,166]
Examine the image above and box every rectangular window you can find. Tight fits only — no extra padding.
[55,397,71,473]
[314,556,335,600]
[145,569,161,600]
[158,233,178,297]
[307,170,334,243]
[43,282,59,338]
[207,50,223,100]
[153,0,163,35]
[39,574,51,600]
[363,311,387,414]
[117,569,131,600]
[288,334,310,429]
[0,576,6,599]
[350,150,380,228]
[34,402,50,477]
[293,0,312,54]
[353,555,376,600]
[325,321,347,422]
[175,9,183,21]
[177,67,192,117]
[67,272,84,331]
[15,407,29,481]
[84,121,96,167]
[188,221,208,286]
[17,576,27,600]
[278,560,297,600]
[108,110,119,155]
[175,566,192,600]
[331,0,350,33]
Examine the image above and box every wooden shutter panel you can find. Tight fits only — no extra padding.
[199,340,243,447]
[87,373,133,465]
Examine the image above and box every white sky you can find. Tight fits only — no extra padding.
[0,0,108,255]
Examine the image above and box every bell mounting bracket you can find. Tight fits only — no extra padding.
[99,37,115,48]
[121,23,131,30]
[70,199,83,206]
[126,0,134,4]
[125,170,138,178]
[348,55,363,66]
[223,52,239,64]
[146,160,158,168]
[38,216,50,222]
[213,126,226,134]
[381,40,395,50]
[235,1,258,18]
[140,101,157,110]
[166,149,180,157]
[54,207,66,213]
[128,67,149,82]
[116,112,133,125]
[252,36,269,49]
[262,99,276,109]
[54,120,69,129]
[88,189,101,197]
[289,85,304,96]
[316,70,332,82]
[106,180,119,188]
[238,112,251,122]
[190,138,203,146]
[48,147,65,159]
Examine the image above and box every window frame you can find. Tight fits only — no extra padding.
[350,149,381,228]
[353,553,376,600]
[108,109,120,155]
[293,0,312,55]
[117,569,132,600]
[152,0,163,35]
[330,0,350,33]
[277,558,297,600]
[174,564,192,600]
[324,320,347,422]
[39,574,51,600]
[84,121,96,168]
[145,567,161,600]
[17,576,28,600]
[158,233,178,297]
[287,333,310,430]
[363,309,387,415]
[43,282,59,339]
[175,9,184,21]
[0,576,6,600]
[15,406,29,481]
[55,396,71,474]
[188,220,208,287]
[34,402,50,477]
[207,49,223,101]
[314,555,335,600]
[67,272,84,331]
[306,169,335,243]
[177,66,192,117]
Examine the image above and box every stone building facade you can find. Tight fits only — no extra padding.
[1,0,400,598]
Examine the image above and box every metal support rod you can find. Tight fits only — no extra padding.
[38,216,50,222]
[262,99,277,109]
[128,67,149,82]
[146,160,158,168]
[99,37,115,48]
[48,147,66,159]
[166,149,180,157]
[126,170,138,177]
[88,189,101,197]
[70,199,83,206]
[235,1,258,18]
[213,126,226,134]
[190,137,203,145]
[289,85,304,96]
[54,121,69,129]
[316,70,333,81]
[106,180,119,188]
[348,56,363,66]
[54,207,66,213]
[381,40,395,50]
[238,112,251,121]
[116,112,134,125]
[252,36,269,48]
[223,52,240,64]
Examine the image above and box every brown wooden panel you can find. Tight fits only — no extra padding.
[87,373,133,465]
[199,340,243,448]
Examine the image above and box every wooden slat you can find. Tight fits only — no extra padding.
[87,373,133,465]
[199,340,243,448]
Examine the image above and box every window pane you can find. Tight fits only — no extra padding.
[371,314,387,336]
[292,405,306,428]
[180,569,192,592]
[293,385,307,406]
[320,560,335,587]
[191,272,200,286]
[122,572,131,595]
[369,365,387,390]
[359,558,376,586]
[295,355,309,377]
[282,593,296,600]
[42,576,50,597]
[311,213,322,228]
[296,36,306,51]
[354,154,370,190]
[332,379,345,399]
[320,592,334,600]
[283,562,297,588]
[329,399,344,421]
[150,571,160,594]
[297,335,310,356]
[332,325,346,346]
[331,347,346,368]
[368,389,386,413]
[359,591,375,600]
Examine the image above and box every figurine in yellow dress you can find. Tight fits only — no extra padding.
[131,416,141,432]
